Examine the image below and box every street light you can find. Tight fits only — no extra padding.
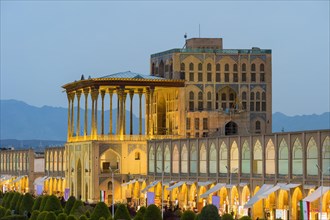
[157,166,168,220]
[225,166,238,185]
[316,164,323,219]
[110,167,119,219]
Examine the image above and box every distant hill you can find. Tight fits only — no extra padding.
[0,99,329,148]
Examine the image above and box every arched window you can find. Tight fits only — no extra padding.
[189,91,194,100]
[199,144,207,173]
[225,64,229,72]
[242,63,246,72]
[198,63,202,71]
[242,141,250,174]
[164,146,171,173]
[230,141,239,171]
[189,91,194,111]
[233,64,238,72]
[135,152,140,160]
[262,92,266,100]
[266,139,275,174]
[216,64,220,71]
[181,63,185,71]
[209,143,217,174]
[54,151,58,172]
[307,138,318,175]
[207,92,212,100]
[322,136,330,176]
[108,181,113,190]
[181,145,188,173]
[190,145,197,173]
[207,63,212,71]
[242,92,247,100]
[292,139,303,175]
[189,63,194,71]
[279,139,289,175]
[219,142,227,174]
[260,63,264,72]
[256,92,260,100]
[221,93,227,101]
[198,92,203,110]
[251,63,256,72]
[148,147,155,172]
[198,92,203,100]
[172,145,179,173]
[156,146,162,173]
[229,93,235,101]
[256,121,261,131]
[207,92,212,110]
[253,140,263,174]
[250,92,255,100]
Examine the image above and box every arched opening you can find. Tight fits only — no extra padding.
[291,187,302,220]
[225,121,238,135]
[77,159,82,199]
[157,95,166,134]
[85,183,88,202]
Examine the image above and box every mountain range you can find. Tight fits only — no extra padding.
[0,99,329,148]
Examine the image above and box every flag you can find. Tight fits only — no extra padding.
[100,190,106,202]
[300,200,310,220]
[64,188,70,201]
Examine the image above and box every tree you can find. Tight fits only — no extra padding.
[44,195,62,212]
[0,214,27,220]
[67,214,78,220]
[221,213,234,220]
[30,210,40,220]
[32,196,43,211]
[90,202,111,220]
[0,206,7,218]
[79,215,88,220]
[39,196,49,211]
[45,211,57,220]
[36,211,49,220]
[64,196,76,215]
[69,200,83,216]
[114,204,131,220]
[3,192,14,209]
[143,204,162,220]
[19,193,35,215]
[9,192,20,211]
[56,212,68,220]
[181,210,196,220]
[15,195,24,213]
[199,204,220,220]
[134,206,146,220]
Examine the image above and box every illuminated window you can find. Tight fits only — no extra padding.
[135,152,140,160]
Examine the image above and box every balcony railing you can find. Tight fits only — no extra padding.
[68,134,186,142]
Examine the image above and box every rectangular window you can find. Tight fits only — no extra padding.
[233,73,238,82]
[242,73,246,82]
[251,73,256,82]
[198,72,203,82]
[186,132,190,138]
[225,73,229,82]
[256,101,260,111]
[180,72,185,80]
[195,132,200,138]
[242,102,247,110]
[221,102,227,110]
[186,118,191,130]
[189,72,194,81]
[260,73,265,82]
[207,101,212,110]
[195,118,199,130]
[250,102,254,111]
[203,118,208,130]
[216,72,221,82]
[198,101,203,110]
[207,72,212,82]
[262,102,266,111]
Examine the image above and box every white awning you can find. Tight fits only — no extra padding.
[121,179,137,186]
[198,181,213,186]
[186,181,195,185]
[34,176,48,185]
[244,184,273,209]
[260,183,286,199]
[13,175,27,183]
[141,180,159,193]
[303,186,330,202]
[0,175,12,182]
[303,185,315,189]
[200,183,226,198]
[281,183,301,190]
[226,184,237,188]
[167,181,185,191]
[239,182,248,187]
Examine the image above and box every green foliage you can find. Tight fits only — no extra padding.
[15,195,24,213]
[181,210,196,220]
[4,209,11,217]
[199,205,220,220]
[64,196,76,215]
[0,206,7,218]
[134,206,146,220]
[114,203,130,220]
[239,216,252,220]
[43,195,62,212]
[143,204,162,220]
[1,193,9,207]
[3,192,14,208]
[194,213,200,220]
[67,214,78,220]
[56,212,68,220]
[32,197,43,211]
[45,211,57,220]
[39,196,49,211]
[90,202,110,220]
[221,213,234,220]
[69,200,83,216]
[19,193,34,215]
[79,215,88,220]
[9,192,20,211]
[85,210,90,218]
[107,216,113,220]
[99,217,106,220]
[30,210,40,220]
[0,214,27,220]
[36,211,49,220]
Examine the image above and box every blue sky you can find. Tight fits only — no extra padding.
[1,1,329,116]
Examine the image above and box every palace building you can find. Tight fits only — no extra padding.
[1,37,329,220]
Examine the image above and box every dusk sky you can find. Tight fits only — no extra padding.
[1,1,329,116]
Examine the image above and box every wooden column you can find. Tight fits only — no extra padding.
[100,90,106,135]
[66,92,71,140]
[129,90,134,135]
[145,88,150,136]
[83,88,89,137]
[109,89,114,135]
[76,90,82,137]
[138,89,143,135]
